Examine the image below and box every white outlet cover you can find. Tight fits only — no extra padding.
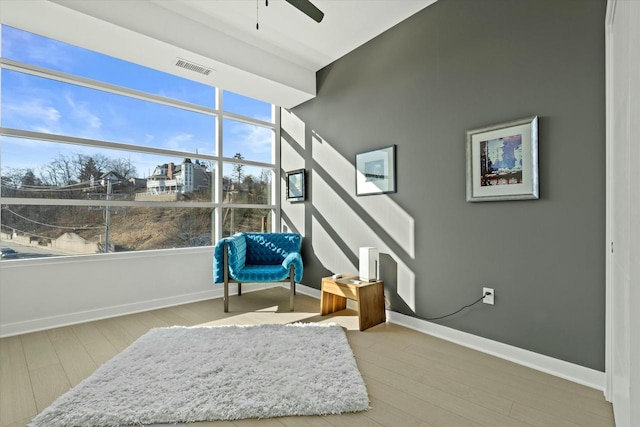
[483,287,494,305]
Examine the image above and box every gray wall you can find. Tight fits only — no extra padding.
[282,0,606,370]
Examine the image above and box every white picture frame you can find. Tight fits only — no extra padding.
[355,145,397,196]
[466,116,539,202]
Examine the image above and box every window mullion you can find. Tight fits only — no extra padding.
[215,88,224,241]
[274,106,282,232]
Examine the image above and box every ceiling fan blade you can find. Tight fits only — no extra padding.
[285,0,324,23]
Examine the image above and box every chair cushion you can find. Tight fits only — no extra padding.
[232,265,292,282]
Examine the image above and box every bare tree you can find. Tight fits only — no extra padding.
[40,154,75,186]
[72,153,110,182]
[2,168,37,189]
[36,152,137,187]
[107,157,137,179]
[1,167,33,196]
[259,168,272,186]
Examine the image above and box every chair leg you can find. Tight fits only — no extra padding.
[224,278,229,313]
[289,266,295,312]
[223,243,229,313]
[238,282,242,296]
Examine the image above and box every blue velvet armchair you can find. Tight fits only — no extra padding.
[214,232,303,312]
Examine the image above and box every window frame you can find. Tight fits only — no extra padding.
[0,26,281,259]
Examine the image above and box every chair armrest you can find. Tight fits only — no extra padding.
[282,252,304,282]
[213,234,246,283]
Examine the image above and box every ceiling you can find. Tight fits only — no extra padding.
[151,0,436,72]
[1,0,437,108]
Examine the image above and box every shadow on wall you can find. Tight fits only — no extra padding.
[280,110,416,311]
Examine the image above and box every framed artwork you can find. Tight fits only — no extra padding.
[286,169,305,202]
[466,116,539,202]
[356,145,397,196]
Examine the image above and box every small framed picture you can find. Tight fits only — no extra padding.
[466,116,539,202]
[286,169,305,202]
[355,145,397,196]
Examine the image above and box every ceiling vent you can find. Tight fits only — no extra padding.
[175,58,214,76]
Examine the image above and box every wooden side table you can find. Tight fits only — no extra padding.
[320,274,386,331]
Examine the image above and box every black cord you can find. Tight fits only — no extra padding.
[388,293,489,322]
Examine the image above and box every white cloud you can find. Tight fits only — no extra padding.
[3,100,62,136]
[245,125,274,154]
[163,132,194,151]
[3,27,75,71]
[229,123,274,159]
[65,94,102,130]
[4,99,61,124]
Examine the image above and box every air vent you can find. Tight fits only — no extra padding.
[175,58,214,76]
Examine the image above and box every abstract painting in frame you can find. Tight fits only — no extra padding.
[356,145,397,196]
[466,116,539,202]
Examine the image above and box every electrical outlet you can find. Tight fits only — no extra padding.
[483,287,494,305]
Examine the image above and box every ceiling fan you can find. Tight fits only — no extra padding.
[283,0,324,23]
[257,0,324,30]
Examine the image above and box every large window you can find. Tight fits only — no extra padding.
[0,25,279,260]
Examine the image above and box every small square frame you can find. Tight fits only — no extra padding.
[286,169,305,203]
[355,145,397,196]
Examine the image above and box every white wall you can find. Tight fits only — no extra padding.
[606,0,640,425]
[0,248,219,337]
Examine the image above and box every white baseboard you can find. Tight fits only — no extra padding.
[294,283,322,299]
[387,310,605,392]
[0,283,277,338]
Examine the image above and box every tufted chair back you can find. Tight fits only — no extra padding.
[244,233,302,265]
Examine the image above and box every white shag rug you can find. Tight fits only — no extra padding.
[29,323,369,427]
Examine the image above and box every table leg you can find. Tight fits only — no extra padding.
[357,282,386,331]
[321,290,347,315]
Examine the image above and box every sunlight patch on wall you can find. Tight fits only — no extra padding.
[311,132,415,259]
[311,216,358,274]
[397,268,416,311]
[313,171,415,310]
[281,109,306,151]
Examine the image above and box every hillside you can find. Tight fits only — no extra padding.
[77,207,212,251]
[2,204,212,253]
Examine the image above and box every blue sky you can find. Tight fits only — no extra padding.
[1,25,275,181]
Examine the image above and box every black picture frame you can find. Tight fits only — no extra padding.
[286,169,306,203]
[355,145,397,196]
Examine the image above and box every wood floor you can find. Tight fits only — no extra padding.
[0,288,614,427]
